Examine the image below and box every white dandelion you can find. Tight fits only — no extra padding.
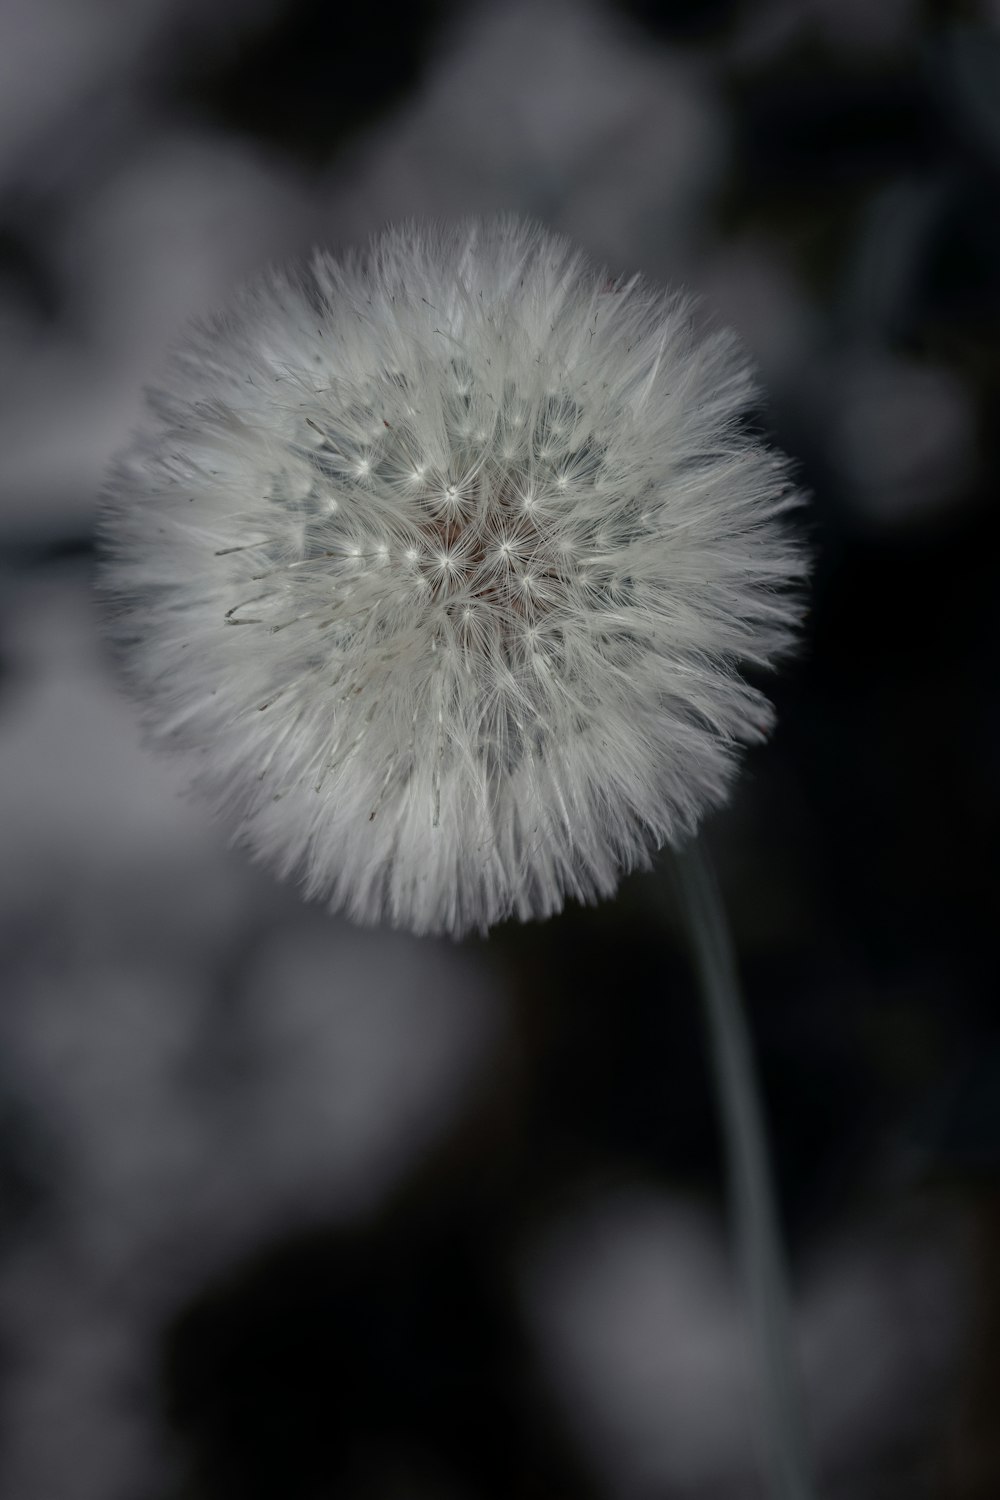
[100,215,815,1500]
[100,216,804,938]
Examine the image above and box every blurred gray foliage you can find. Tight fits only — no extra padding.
[0,0,996,1495]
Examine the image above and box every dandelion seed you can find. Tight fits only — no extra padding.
[100,216,805,937]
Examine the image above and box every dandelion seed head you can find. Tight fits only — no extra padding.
[101,216,806,937]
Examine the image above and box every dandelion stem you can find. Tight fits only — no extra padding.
[670,838,815,1500]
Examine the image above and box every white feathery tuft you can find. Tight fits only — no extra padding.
[100,216,806,937]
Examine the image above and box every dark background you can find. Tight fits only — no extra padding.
[0,0,997,1496]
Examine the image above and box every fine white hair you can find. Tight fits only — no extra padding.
[101,216,805,937]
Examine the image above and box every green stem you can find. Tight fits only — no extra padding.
[670,839,815,1500]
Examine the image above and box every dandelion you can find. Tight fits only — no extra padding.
[100,216,814,1500]
[100,216,804,938]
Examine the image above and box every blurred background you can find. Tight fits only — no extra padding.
[0,0,997,1495]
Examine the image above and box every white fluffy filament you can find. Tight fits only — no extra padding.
[101,216,805,937]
